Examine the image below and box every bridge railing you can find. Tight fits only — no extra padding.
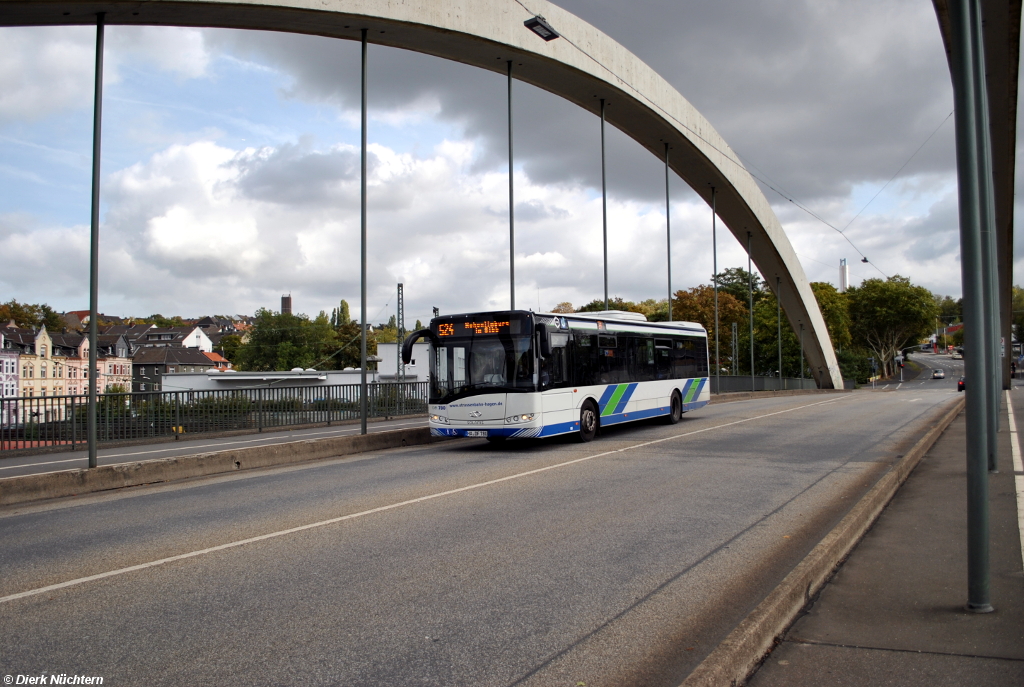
[0,382,429,452]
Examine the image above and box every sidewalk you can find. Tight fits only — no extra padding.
[747,393,1024,686]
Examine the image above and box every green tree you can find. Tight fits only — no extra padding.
[0,299,64,331]
[414,319,424,330]
[375,315,398,344]
[672,285,748,374]
[143,314,187,328]
[847,276,938,377]
[233,308,340,371]
[809,282,852,351]
[934,294,962,323]
[714,268,766,305]
[575,297,667,320]
[218,334,243,363]
[329,320,377,369]
[330,299,352,327]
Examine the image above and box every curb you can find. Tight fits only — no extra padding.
[0,427,438,507]
[679,394,965,687]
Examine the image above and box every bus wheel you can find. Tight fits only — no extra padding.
[579,400,599,442]
[665,391,682,424]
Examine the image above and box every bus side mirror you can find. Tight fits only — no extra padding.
[536,324,552,358]
[402,329,436,365]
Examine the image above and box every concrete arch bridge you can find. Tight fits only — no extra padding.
[1,0,843,388]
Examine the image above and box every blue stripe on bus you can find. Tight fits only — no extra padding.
[597,406,669,426]
[692,377,707,399]
[613,382,638,414]
[597,385,618,413]
[680,378,693,399]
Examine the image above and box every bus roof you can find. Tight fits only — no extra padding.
[539,311,706,335]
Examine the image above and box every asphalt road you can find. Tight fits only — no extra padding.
[882,350,964,392]
[0,390,960,686]
[0,416,428,479]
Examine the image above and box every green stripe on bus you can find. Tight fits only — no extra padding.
[683,379,700,403]
[602,384,627,416]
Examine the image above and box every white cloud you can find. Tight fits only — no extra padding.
[0,25,212,127]
[109,26,211,80]
[0,27,97,124]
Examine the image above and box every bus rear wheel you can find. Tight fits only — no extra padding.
[665,391,682,424]
[579,400,599,442]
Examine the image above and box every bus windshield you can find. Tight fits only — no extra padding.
[431,314,534,402]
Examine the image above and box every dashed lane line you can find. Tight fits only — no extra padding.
[0,396,851,605]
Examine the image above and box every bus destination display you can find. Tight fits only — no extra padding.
[435,318,522,336]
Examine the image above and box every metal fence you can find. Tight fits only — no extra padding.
[709,375,819,394]
[0,382,429,452]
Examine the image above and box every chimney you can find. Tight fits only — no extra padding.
[281,294,292,315]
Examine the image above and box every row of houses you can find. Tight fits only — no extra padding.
[0,320,235,401]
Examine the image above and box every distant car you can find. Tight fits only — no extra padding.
[958,376,965,392]
[951,352,963,360]
[932,369,945,379]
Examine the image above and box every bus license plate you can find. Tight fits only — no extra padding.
[466,430,488,438]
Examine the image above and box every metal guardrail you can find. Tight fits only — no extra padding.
[0,382,429,452]
[709,376,819,394]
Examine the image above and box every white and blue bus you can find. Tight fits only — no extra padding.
[402,309,710,442]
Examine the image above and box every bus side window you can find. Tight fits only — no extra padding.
[599,334,629,384]
[541,334,569,388]
[693,335,709,375]
[672,339,694,379]
[655,338,672,379]
[571,332,597,386]
[631,337,655,382]
[435,346,449,394]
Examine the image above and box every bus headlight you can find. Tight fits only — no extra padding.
[430,414,449,424]
[505,414,535,424]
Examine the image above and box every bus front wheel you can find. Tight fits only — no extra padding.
[665,391,682,424]
[579,400,599,442]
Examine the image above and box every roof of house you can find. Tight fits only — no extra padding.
[132,347,216,366]
[203,351,231,365]
[1,327,42,352]
[102,324,155,342]
[50,332,87,355]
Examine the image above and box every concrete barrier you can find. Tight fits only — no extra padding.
[679,394,965,687]
[0,427,438,507]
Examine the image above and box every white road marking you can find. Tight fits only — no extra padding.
[0,396,852,605]
[1005,391,1024,572]
[0,458,83,471]
[1,420,427,474]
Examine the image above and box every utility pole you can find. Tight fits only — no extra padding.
[87,12,105,469]
[665,143,672,322]
[601,98,609,311]
[508,61,516,310]
[359,28,368,435]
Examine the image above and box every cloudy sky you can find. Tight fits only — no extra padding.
[1,0,1017,326]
